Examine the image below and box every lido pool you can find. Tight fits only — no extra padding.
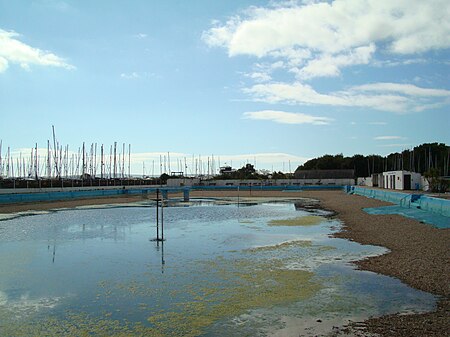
[0,199,436,336]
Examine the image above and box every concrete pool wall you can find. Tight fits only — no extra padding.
[348,186,450,218]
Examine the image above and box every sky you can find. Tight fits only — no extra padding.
[0,0,449,175]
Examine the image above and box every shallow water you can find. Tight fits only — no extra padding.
[0,199,436,336]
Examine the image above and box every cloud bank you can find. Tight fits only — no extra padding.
[203,0,450,78]
[0,29,74,73]
[203,0,450,116]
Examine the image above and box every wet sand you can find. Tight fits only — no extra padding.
[0,189,448,336]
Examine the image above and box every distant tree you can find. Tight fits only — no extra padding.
[271,171,287,179]
[295,143,449,177]
[424,168,449,193]
[235,163,257,179]
[159,173,170,184]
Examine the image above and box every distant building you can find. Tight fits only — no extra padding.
[382,171,422,190]
[357,173,383,187]
[219,166,236,175]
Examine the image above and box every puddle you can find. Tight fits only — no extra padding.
[0,200,436,336]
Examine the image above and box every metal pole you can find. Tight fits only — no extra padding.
[156,188,159,240]
[161,193,164,241]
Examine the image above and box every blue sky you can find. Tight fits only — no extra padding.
[0,0,449,175]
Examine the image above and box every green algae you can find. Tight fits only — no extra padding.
[244,240,312,252]
[268,215,324,227]
[0,312,164,337]
[0,254,321,337]
[145,257,321,337]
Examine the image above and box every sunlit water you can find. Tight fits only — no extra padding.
[0,199,436,336]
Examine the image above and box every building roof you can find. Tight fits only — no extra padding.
[294,169,355,179]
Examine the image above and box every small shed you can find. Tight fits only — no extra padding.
[382,171,422,190]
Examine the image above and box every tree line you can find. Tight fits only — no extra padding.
[297,142,449,178]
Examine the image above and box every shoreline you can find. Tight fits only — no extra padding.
[0,190,448,336]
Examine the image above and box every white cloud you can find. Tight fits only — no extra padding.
[204,1,450,57]
[120,72,140,79]
[243,110,332,125]
[245,81,449,113]
[353,82,450,97]
[0,29,74,73]
[369,121,387,125]
[0,56,8,72]
[245,71,272,82]
[374,136,406,140]
[203,1,450,80]
[245,82,408,112]
[293,44,375,79]
[135,33,148,39]
[120,71,157,80]
[269,47,311,67]
[373,58,427,68]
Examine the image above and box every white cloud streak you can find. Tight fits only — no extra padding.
[245,82,450,113]
[243,110,333,125]
[374,136,406,140]
[120,72,158,80]
[0,29,74,73]
[353,83,450,97]
[369,121,387,125]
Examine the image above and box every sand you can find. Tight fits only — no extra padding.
[0,189,448,336]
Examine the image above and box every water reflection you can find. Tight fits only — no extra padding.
[155,241,166,274]
[47,244,56,264]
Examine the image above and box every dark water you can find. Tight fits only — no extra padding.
[0,200,436,336]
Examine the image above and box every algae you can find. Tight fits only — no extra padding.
[268,215,324,226]
[145,257,321,336]
[244,240,312,252]
[0,257,320,337]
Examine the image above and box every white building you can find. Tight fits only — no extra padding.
[357,173,383,187]
[382,171,422,190]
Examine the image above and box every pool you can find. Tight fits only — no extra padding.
[0,199,436,336]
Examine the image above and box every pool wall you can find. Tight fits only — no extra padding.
[0,185,345,204]
[347,186,450,218]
